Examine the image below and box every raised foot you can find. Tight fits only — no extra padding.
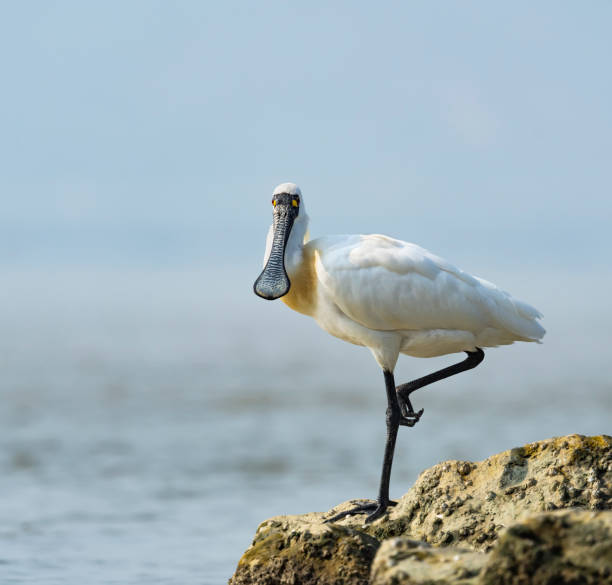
[398,408,424,427]
[324,500,397,524]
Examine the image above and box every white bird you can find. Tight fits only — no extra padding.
[254,182,545,523]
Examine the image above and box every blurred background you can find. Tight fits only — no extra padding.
[1,2,611,584]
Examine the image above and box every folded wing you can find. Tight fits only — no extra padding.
[312,234,545,342]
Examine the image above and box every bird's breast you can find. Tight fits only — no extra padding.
[281,245,319,317]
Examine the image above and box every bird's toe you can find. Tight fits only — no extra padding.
[399,408,424,427]
[325,499,396,524]
[324,500,378,523]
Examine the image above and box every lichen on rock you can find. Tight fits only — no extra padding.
[229,513,379,585]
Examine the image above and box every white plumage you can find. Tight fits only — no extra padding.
[260,182,545,372]
[314,234,544,355]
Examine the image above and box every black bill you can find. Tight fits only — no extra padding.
[253,197,298,300]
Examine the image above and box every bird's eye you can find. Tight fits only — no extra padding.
[292,199,298,207]
[272,199,277,207]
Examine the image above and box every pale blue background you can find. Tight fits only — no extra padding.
[1,3,611,584]
[2,1,610,269]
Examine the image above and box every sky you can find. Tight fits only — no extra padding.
[1,1,611,273]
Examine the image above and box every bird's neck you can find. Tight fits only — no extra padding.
[284,213,310,275]
[281,213,318,316]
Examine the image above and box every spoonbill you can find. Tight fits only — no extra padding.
[253,182,545,523]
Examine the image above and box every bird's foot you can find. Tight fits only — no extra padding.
[324,499,396,524]
[398,407,424,427]
[396,389,424,424]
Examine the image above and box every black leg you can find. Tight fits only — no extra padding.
[367,370,403,521]
[326,369,409,524]
[396,348,484,417]
[326,348,485,525]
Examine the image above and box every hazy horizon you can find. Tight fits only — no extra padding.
[1,2,610,274]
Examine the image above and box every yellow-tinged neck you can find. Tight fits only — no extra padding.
[281,243,318,316]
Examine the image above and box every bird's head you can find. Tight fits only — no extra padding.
[253,183,304,300]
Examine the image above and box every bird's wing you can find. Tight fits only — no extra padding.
[311,234,544,340]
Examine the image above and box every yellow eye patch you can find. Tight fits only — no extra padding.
[271,197,298,207]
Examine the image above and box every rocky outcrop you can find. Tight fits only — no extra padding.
[369,433,611,549]
[480,510,612,585]
[370,511,612,585]
[370,537,486,585]
[230,434,612,584]
[228,515,379,585]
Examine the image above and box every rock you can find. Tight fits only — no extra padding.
[229,435,612,584]
[480,510,612,585]
[229,512,379,585]
[369,511,612,585]
[370,538,486,585]
[366,434,612,550]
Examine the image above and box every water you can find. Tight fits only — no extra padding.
[1,266,610,584]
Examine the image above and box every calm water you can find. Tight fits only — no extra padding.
[1,267,610,584]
